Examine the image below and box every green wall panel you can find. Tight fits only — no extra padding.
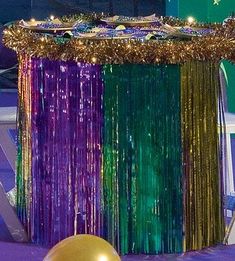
[167,0,235,22]
[179,0,208,21]
[223,62,235,113]
[165,0,179,17]
[208,1,235,22]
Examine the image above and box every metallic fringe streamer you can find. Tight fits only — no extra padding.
[16,58,225,253]
[102,64,183,254]
[181,61,225,251]
[17,54,32,232]
[18,57,103,246]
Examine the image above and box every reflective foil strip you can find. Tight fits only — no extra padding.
[19,58,103,246]
[102,64,183,254]
[181,61,225,251]
[17,54,32,233]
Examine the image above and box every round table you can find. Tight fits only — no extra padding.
[4,17,230,254]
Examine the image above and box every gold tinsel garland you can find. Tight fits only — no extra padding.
[3,18,235,64]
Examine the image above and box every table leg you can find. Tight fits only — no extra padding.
[0,123,16,174]
[0,183,28,242]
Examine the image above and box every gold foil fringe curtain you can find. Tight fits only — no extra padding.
[181,61,225,251]
[17,54,32,231]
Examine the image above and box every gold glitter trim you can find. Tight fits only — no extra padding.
[3,18,235,64]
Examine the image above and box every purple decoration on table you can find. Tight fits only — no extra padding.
[179,27,214,36]
[30,58,103,246]
[36,23,66,29]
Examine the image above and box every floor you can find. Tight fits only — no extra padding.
[1,91,235,260]
[0,241,235,261]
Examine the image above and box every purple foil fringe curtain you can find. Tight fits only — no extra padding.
[26,57,103,244]
[32,59,103,243]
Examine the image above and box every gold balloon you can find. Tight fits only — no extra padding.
[44,235,121,261]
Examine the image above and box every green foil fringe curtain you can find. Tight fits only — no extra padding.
[103,65,183,254]
[16,57,225,255]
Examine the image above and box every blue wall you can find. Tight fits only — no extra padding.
[0,0,165,23]
[0,0,31,23]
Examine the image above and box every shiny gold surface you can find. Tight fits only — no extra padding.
[3,20,235,64]
[181,61,225,251]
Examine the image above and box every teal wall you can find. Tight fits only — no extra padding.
[165,0,178,17]
[166,0,235,113]
[223,62,235,113]
[208,1,235,22]
[167,0,235,22]
[179,0,208,21]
